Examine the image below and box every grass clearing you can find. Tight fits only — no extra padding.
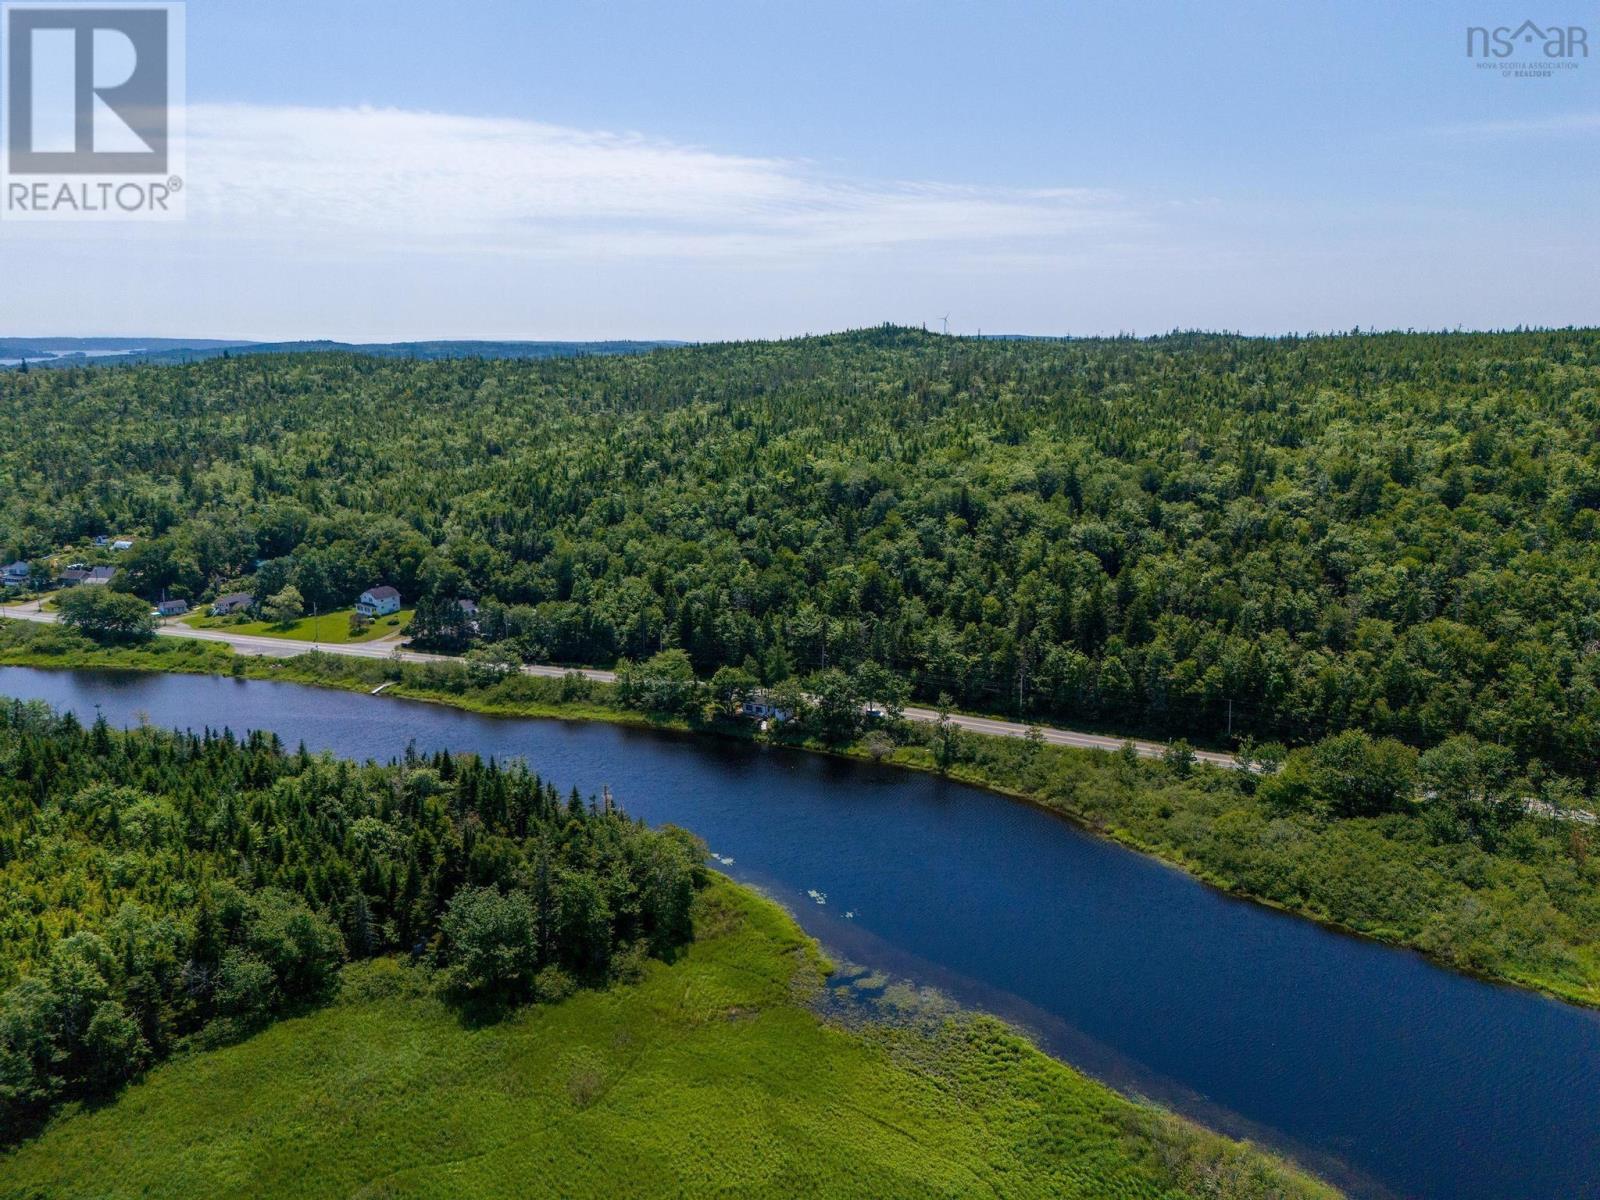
[0,878,1335,1200]
[180,607,412,644]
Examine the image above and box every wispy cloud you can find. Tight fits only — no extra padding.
[1431,111,1600,138]
[180,103,1141,260]
[5,103,1592,341]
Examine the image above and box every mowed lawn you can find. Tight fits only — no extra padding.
[180,607,412,644]
[0,881,1334,1200]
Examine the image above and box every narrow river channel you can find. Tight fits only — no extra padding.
[2,666,1596,1200]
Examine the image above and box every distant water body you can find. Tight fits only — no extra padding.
[0,349,144,366]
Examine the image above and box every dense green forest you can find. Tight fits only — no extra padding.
[0,701,699,1140]
[3,327,1600,772]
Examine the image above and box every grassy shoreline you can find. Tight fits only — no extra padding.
[0,875,1339,1199]
[1,617,1596,1011]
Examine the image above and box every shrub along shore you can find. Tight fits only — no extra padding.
[1,616,1597,1010]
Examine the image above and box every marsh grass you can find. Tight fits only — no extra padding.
[0,878,1336,1200]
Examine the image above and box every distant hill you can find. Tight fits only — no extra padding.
[0,338,685,369]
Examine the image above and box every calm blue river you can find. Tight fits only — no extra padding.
[1,666,1596,1199]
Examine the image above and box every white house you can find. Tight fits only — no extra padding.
[740,691,793,722]
[154,599,190,617]
[111,538,135,552]
[1,561,30,588]
[211,591,254,616]
[357,585,401,617]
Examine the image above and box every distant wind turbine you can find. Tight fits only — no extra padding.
[938,314,950,335]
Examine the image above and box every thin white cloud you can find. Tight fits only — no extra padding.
[178,103,1140,260]
[4,104,1592,340]
[1431,111,1600,138]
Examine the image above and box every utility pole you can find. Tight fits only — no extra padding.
[1226,698,1233,738]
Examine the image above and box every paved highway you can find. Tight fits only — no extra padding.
[0,602,1233,766]
[899,705,1237,767]
[19,605,1588,817]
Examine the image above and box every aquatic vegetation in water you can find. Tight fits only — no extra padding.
[0,878,1337,1200]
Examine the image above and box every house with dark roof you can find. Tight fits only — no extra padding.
[2,562,32,588]
[57,567,91,587]
[211,591,255,616]
[357,586,401,617]
[83,566,117,586]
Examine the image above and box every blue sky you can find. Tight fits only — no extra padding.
[2,0,1596,338]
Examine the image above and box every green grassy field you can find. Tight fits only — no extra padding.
[0,879,1333,1200]
[180,607,412,644]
